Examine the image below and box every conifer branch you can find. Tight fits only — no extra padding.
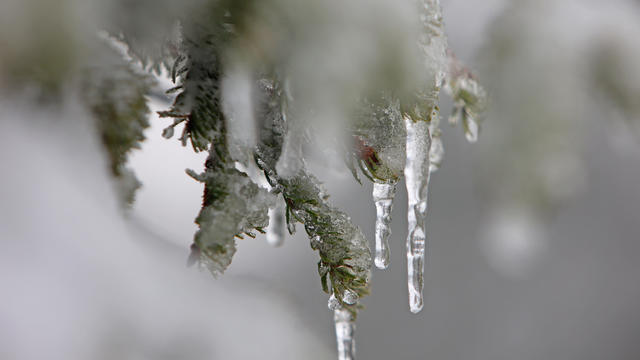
[254,79,371,317]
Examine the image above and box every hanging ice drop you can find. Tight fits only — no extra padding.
[328,293,342,310]
[342,289,359,305]
[403,115,432,314]
[334,309,356,360]
[372,182,397,269]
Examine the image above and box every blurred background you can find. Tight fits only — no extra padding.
[2,0,640,359]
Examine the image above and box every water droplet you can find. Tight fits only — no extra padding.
[286,217,296,235]
[162,126,174,139]
[342,289,359,305]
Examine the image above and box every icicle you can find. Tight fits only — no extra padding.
[266,201,286,247]
[334,309,356,360]
[372,181,397,269]
[330,291,357,359]
[403,115,432,314]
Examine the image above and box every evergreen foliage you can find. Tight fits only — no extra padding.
[81,44,153,204]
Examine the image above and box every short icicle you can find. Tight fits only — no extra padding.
[428,107,444,173]
[266,200,286,247]
[372,181,397,269]
[403,115,432,314]
[334,308,356,360]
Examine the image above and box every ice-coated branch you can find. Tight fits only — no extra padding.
[2,0,496,358]
[80,41,153,205]
[186,148,274,276]
[160,14,274,276]
[115,0,487,356]
[255,78,372,318]
[157,8,234,152]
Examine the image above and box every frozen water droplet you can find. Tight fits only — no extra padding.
[162,126,174,139]
[403,115,432,314]
[372,182,397,269]
[266,202,286,247]
[328,293,342,310]
[342,289,359,305]
[334,309,356,360]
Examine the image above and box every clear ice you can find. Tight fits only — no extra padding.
[403,115,432,314]
[328,293,342,310]
[342,289,359,305]
[372,182,397,269]
[266,201,286,247]
[327,288,359,309]
[334,309,356,360]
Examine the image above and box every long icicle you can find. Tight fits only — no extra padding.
[333,308,356,360]
[404,114,432,313]
[373,181,397,269]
